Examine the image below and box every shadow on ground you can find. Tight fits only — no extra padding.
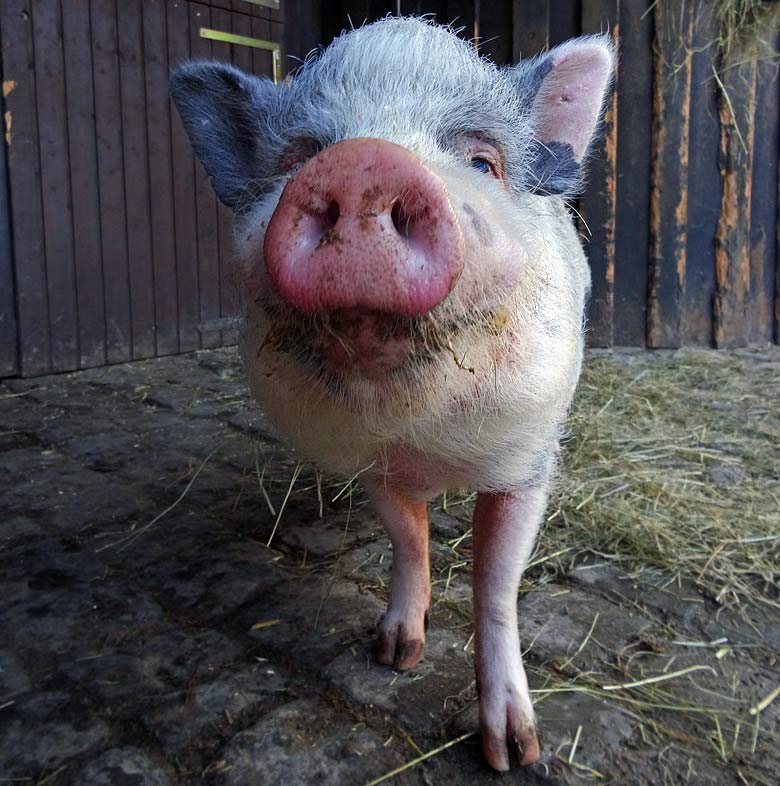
[0,347,778,785]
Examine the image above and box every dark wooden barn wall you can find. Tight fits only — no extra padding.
[2,1,778,378]
[314,1,780,349]
[0,0,282,377]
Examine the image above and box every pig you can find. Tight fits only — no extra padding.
[170,17,613,771]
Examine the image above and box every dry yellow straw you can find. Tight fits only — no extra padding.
[602,664,717,691]
[363,732,475,786]
[748,685,780,716]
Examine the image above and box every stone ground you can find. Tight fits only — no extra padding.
[0,348,778,786]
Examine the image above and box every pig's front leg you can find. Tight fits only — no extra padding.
[473,487,547,770]
[364,479,430,671]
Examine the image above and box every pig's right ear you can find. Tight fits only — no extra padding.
[509,37,614,195]
[170,62,279,211]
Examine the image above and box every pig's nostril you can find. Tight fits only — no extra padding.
[325,200,340,228]
[391,200,411,238]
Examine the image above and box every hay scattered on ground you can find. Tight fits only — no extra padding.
[545,348,779,611]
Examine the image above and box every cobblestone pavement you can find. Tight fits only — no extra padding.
[1,349,778,785]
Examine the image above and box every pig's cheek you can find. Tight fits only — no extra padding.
[234,195,285,301]
[453,201,527,295]
[459,230,527,308]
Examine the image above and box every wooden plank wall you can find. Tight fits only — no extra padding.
[319,0,780,348]
[0,0,283,377]
[2,1,778,378]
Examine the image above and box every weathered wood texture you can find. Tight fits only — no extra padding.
[2,1,779,378]
[647,0,693,347]
[320,0,780,349]
[0,0,282,377]
[0,14,19,377]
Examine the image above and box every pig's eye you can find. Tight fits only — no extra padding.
[470,155,499,177]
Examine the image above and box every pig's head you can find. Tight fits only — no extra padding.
[170,18,613,416]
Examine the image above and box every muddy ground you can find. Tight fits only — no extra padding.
[0,347,778,786]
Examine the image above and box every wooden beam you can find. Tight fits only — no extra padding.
[747,30,779,344]
[613,0,653,347]
[713,45,757,348]
[0,20,19,377]
[513,0,549,60]
[648,0,693,348]
[580,0,618,348]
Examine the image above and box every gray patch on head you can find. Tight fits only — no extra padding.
[511,55,554,105]
[461,202,493,245]
[527,141,580,195]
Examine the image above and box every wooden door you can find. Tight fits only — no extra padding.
[0,0,284,377]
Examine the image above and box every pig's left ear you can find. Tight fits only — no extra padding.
[170,62,281,211]
[509,36,614,195]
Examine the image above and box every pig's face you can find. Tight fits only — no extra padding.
[171,18,613,480]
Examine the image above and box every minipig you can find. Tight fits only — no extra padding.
[171,17,613,771]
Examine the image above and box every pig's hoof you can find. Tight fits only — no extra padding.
[479,692,539,770]
[376,623,425,670]
[481,721,540,771]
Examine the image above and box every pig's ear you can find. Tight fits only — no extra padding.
[510,36,614,195]
[170,62,279,210]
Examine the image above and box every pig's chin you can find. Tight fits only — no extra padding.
[259,303,457,384]
[308,309,444,380]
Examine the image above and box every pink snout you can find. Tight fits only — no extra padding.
[264,138,465,317]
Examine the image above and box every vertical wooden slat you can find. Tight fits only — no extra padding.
[231,7,253,74]
[118,0,156,360]
[62,0,106,367]
[0,25,20,376]
[613,0,653,347]
[477,0,512,66]
[261,0,284,28]
[369,1,398,20]
[92,0,132,363]
[283,0,322,71]
[1,0,50,375]
[713,47,757,348]
[548,0,580,46]
[776,147,780,344]
[144,0,179,356]
[445,0,476,39]
[33,0,79,372]
[401,1,448,21]
[647,0,693,348]
[748,35,779,344]
[683,6,720,346]
[251,11,274,77]
[580,0,618,348]
[513,0,548,60]
[190,2,221,351]
[168,0,201,353]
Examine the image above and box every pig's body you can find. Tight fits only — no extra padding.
[171,17,612,771]
[239,193,588,495]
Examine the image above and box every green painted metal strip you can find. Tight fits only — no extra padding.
[199,28,282,82]
[240,0,281,9]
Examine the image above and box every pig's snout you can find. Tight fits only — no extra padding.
[264,138,465,317]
